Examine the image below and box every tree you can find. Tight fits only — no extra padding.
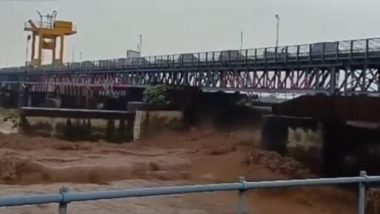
[143,85,169,105]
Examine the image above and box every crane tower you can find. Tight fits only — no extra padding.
[24,11,77,66]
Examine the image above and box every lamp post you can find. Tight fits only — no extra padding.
[72,47,76,62]
[240,31,244,51]
[275,14,280,47]
[138,34,143,56]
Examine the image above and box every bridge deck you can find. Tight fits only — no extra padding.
[2,37,379,72]
[1,37,380,96]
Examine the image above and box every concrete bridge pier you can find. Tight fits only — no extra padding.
[20,107,136,143]
[105,117,134,142]
[105,119,115,141]
[115,117,133,142]
[261,115,324,174]
[263,95,380,177]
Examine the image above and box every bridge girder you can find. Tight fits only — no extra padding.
[1,37,380,96]
[8,66,375,96]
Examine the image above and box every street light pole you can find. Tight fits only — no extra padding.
[26,35,31,66]
[72,47,75,62]
[275,14,280,47]
[240,31,244,51]
[139,34,142,56]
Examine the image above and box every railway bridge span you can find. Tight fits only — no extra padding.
[0,37,380,97]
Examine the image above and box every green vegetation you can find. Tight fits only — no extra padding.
[2,109,20,129]
[143,85,169,105]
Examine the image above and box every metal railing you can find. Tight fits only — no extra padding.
[24,20,77,31]
[43,38,380,72]
[0,171,379,214]
[2,37,380,73]
[24,20,54,29]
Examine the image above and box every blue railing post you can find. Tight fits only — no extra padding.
[59,187,69,214]
[238,176,247,214]
[359,171,367,214]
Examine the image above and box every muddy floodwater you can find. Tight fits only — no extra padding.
[0,123,357,214]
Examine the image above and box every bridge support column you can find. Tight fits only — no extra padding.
[118,119,125,140]
[105,120,115,141]
[261,115,324,175]
[126,115,134,141]
[22,86,31,107]
[133,111,146,141]
[330,66,337,95]
[27,95,32,107]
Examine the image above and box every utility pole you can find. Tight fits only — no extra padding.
[275,14,280,47]
[139,34,142,56]
[72,47,75,62]
[240,31,244,51]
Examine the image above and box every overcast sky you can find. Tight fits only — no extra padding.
[1,0,380,67]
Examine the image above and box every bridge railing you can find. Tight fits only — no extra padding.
[0,171,379,214]
[2,37,380,73]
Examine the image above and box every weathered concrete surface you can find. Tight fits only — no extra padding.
[261,115,323,173]
[261,115,380,177]
[133,110,183,140]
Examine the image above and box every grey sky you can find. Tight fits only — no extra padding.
[1,0,380,67]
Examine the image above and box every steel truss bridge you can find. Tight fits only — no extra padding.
[1,37,380,96]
